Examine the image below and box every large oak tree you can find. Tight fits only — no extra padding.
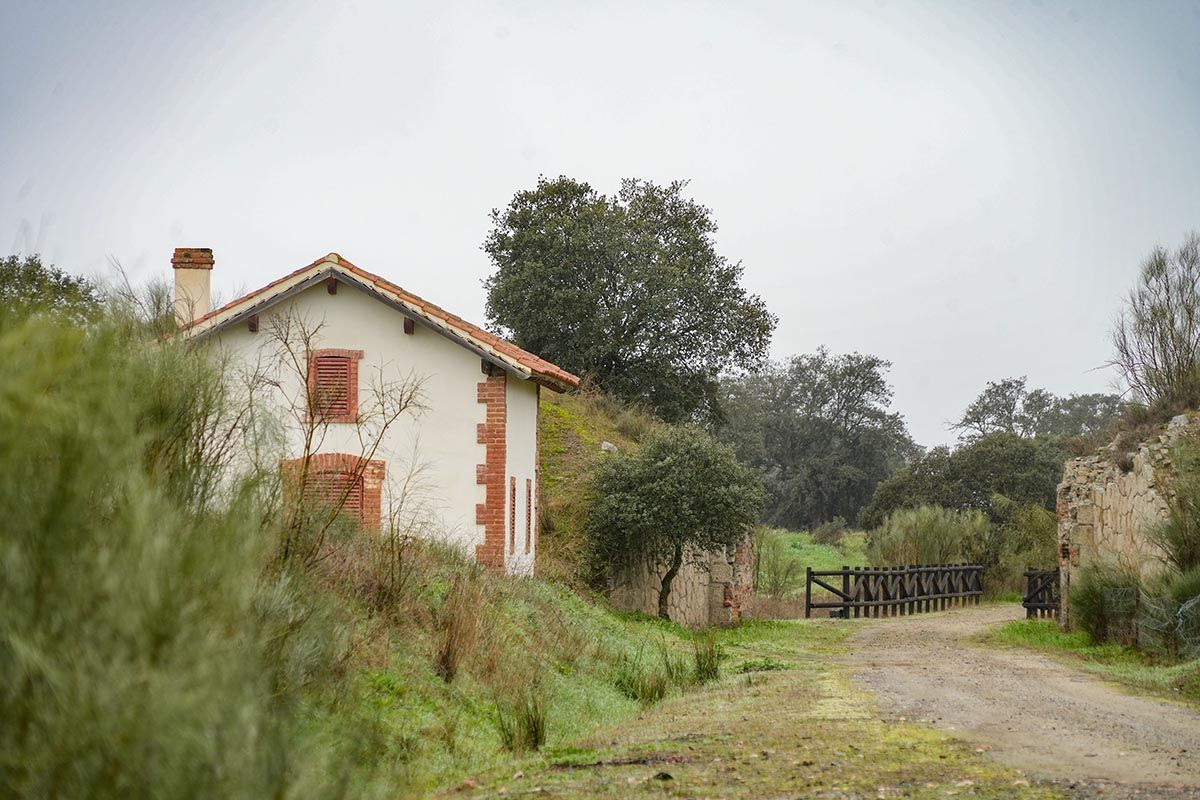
[483,176,775,423]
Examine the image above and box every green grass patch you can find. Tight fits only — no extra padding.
[985,619,1200,706]
[734,656,792,673]
[780,529,867,572]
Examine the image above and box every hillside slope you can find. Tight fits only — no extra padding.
[537,390,660,584]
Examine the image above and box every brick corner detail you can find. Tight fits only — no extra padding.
[474,373,507,570]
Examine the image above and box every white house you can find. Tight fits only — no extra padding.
[172,247,579,575]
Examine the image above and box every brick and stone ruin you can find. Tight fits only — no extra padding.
[1056,413,1192,626]
[608,537,756,627]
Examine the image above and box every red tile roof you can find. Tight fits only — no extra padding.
[179,253,580,391]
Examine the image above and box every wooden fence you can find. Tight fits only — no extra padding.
[1022,568,1060,619]
[804,564,983,618]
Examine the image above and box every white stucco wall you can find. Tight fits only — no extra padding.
[505,379,539,576]
[208,280,541,569]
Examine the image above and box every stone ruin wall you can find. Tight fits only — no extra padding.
[607,535,755,628]
[1056,414,1191,626]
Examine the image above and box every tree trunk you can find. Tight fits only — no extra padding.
[658,543,683,620]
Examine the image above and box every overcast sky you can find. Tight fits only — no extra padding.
[3,0,1199,446]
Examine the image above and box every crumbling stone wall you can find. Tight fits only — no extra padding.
[1057,414,1191,626]
[608,535,755,627]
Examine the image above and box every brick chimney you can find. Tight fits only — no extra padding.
[172,247,213,326]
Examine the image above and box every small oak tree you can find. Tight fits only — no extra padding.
[588,425,763,619]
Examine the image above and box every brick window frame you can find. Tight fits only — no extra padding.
[525,477,533,554]
[307,349,364,423]
[509,476,517,554]
[282,453,385,529]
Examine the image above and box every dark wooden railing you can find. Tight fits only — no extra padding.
[804,564,983,618]
[1022,568,1060,619]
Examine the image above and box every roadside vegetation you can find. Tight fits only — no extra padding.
[588,425,763,618]
[745,525,866,617]
[985,620,1200,707]
[456,620,1062,799]
[1037,232,1200,696]
[0,288,737,798]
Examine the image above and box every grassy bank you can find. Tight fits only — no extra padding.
[451,619,1060,799]
[984,619,1200,707]
[536,390,659,584]
[349,547,738,793]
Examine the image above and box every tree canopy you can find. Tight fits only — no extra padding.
[951,376,1122,444]
[858,432,1067,529]
[483,176,776,423]
[587,425,763,618]
[719,349,917,529]
[0,254,100,323]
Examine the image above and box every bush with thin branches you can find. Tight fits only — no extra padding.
[1111,233,1200,413]
[0,311,371,798]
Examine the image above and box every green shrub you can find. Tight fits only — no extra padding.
[692,636,721,685]
[495,693,547,753]
[971,497,1058,596]
[866,506,989,565]
[1170,567,1200,603]
[613,650,669,706]
[1148,445,1200,574]
[588,425,763,618]
[811,516,848,546]
[753,526,804,597]
[0,316,367,798]
[433,570,485,682]
[659,645,694,690]
[1070,562,1142,645]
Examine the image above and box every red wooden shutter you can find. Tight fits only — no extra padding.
[310,470,364,521]
[313,355,352,417]
[334,472,364,519]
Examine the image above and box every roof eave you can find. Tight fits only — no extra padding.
[183,264,546,384]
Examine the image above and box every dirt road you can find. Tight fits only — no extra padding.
[847,605,1200,788]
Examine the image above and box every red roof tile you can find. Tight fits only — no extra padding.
[179,253,580,391]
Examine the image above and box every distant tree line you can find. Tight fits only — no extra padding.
[480,175,1130,535]
[951,376,1122,444]
[717,349,917,529]
[0,253,100,323]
